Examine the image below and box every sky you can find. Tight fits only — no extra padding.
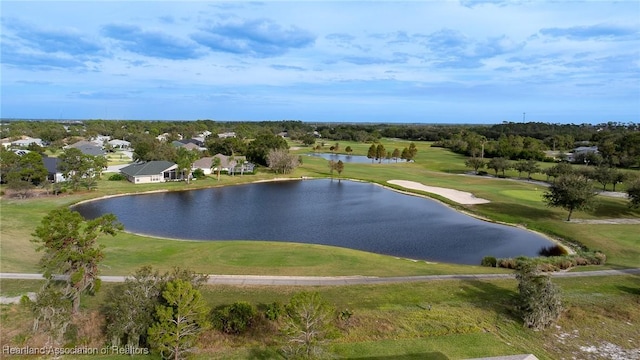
[1,1,639,124]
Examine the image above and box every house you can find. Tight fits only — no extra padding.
[108,139,131,149]
[120,161,180,184]
[217,132,236,139]
[11,137,44,147]
[193,154,255,175]
[42,156,65,183]
[171,141,201,151]
[65,140,106,156]
[568,146,598,162]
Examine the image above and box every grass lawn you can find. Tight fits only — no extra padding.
[2,274,638,359]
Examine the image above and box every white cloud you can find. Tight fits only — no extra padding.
[0,1,638,123]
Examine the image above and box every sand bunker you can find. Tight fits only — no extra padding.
[388,180,490,205]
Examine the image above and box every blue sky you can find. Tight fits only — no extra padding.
[1,1,639,124]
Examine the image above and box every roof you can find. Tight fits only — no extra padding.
[42,156,60,173]
[193,157,213,169]
[67,140,105,156]
[120,161,176,177]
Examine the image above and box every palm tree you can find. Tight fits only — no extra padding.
[211,157,222,181]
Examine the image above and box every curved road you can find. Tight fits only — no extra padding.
[1,268,639,286]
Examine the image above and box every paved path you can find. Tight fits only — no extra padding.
[1,268,638,286]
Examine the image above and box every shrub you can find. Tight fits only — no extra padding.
[594,251,607,265]
[516,262,563,330]
[538,245,568,257]
[338,309,353,326]
[481,256,497,267]
[108,173,126,181]
[192,168,205,179]
[497,258,517,269]
[212,301,257,334]
[264,301,283,321]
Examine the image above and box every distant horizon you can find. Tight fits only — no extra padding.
[2,2,638,124]
[0,117,630,127]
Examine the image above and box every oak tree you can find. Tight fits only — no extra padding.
[542,174,597,221]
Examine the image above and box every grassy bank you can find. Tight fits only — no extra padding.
[2,274,638,359]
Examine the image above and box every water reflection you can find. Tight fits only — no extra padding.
[73,179,555,265]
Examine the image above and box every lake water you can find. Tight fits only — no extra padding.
[73,179,555,265]
[306,153,402,164]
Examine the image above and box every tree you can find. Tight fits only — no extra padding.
[247,132,288,166]
[627,177,640,209]
[176,148,200,184]
[345,146,353,156]
[266,148,299,174]
[407,142,418,160]
[281,291,336,359]
[465,157,486,174]
[375,144,386,163]
[148,279,210,360]
[592,165,617,191]
[334,160,344,180]
[211,157,222,181]
[366,144,376,163]
[58,148,107,190]
[328,160,335,178]
[514,159,540,180]
[487,157,510,177]
[400,147,410,162]
[29,284,72,347]
[545,162,574,182]
[542,174,597,221]
[392,148,400,163]
[32,208,122,313]
[14,151,48,185]
[0,148,19,183]
[102,266,164,348]
[515,261,563,330]
[212,301,257,334]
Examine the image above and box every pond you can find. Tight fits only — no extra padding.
[73,179,556,265]
[306,153,403,164]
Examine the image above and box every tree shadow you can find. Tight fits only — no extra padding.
[457,279,520,322]
[616,285,640,296]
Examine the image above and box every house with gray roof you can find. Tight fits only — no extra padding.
[120,161,179,184]
[65,140,106,156]
[43,156,65,183]
[193,154,254,175]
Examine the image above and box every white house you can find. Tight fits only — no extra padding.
[11,137,44,147]
[120,161,179,184]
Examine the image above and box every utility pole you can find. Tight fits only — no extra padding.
[523,112,526,122]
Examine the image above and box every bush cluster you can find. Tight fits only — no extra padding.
[212,301,257,334]
[492,251,606,271]
[108,173,126,181]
